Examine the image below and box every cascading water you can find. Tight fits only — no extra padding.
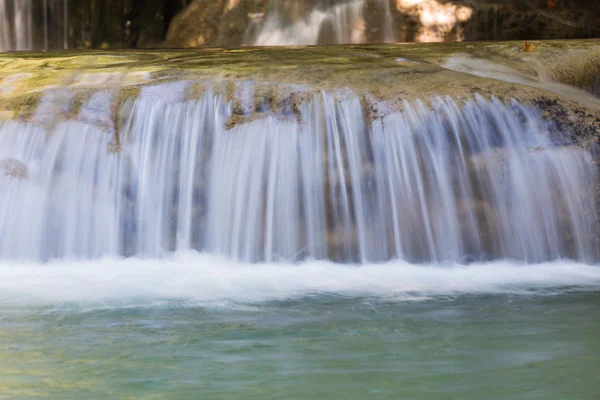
[0,0,69,51]
[0,80,596,264]
[0,0,32,51]
[244,0,395,45]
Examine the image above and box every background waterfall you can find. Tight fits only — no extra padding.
[0,0,395,50]
[244,0,395,45]
[0,82,596,263]
[0,0,69,51]
[0,0,32,51]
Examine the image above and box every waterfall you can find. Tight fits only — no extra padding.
[0,0,32,51]
[0,0,69,52]
[245,0,395,46]
[0,81,596,263]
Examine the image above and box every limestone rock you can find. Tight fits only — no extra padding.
[0,159,28,180]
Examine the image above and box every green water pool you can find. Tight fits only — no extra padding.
[1,291,599,399]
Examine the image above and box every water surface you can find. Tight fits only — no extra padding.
[1,256,599,399]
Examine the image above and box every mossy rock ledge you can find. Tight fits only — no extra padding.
[2,40,599,143]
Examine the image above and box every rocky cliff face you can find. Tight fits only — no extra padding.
[462,0,600,41]
[164,0,252,48]
[71,0,193,49]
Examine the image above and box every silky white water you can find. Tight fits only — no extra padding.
[0,82,596,264]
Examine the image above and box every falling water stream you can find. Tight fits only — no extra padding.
[0,82,596,264]
[245,0,395,45]
[0,0,32,51]
[1,0,394,49]
[0,0,69,51]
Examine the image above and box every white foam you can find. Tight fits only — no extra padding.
[0,252,599,307]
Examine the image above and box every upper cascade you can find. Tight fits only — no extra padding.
[2,0,395,50]
[0,0,68,52]
[0,78,596,264]
[2,1,598,50]
[244,0,395,46]
[0,0,32,51]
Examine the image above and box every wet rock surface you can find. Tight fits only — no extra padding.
[2,40,599,129]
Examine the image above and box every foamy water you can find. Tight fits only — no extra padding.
[1,253,599,307]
